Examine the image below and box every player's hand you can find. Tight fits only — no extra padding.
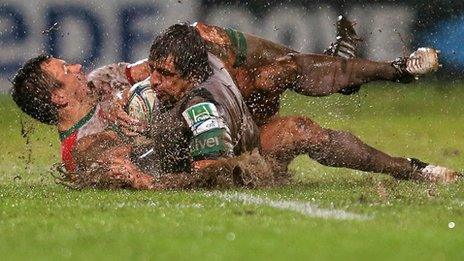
[192,159,221,171]
[97,145,155,190]
[99,89,148,136]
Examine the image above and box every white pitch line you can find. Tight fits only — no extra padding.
[208,192,370,221]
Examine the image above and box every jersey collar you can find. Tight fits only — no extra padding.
[59,106,97,141]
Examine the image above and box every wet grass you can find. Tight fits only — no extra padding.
[1,82,463,260]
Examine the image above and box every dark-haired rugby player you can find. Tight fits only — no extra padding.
[144,22,459,183]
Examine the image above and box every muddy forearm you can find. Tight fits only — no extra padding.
[87,59,150,100]
[81,161,209,190]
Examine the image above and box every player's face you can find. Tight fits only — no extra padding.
[41,58,88,106]
[149,56,192,105]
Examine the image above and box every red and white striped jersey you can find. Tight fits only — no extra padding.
[59,62,139,172]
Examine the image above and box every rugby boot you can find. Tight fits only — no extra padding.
[325,15,363,95]
[324,15,362,59]
[392,47,440,83]
[408,158,461,183]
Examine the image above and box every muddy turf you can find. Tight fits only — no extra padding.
[1,82,463,260]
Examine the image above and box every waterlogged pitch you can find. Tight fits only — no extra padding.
[1,82,463,260]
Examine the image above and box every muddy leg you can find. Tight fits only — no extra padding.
[252,54,412,97]
[290,54,412,96]
[260,116,414,179]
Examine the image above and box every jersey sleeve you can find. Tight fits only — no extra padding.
[181,99,234,160]
[224,28,248,67]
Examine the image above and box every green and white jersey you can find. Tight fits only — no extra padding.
[180,53,259,160]
[142,53,259,173]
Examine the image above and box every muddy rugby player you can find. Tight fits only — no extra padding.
[144,22,459,183]
[11,19,460,189]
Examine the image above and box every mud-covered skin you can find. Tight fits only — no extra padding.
[87,61,150,98]
[67,130,283,190]
[53,22,444,189]
[259,116,415,179]
[195,22,402,126]
[196,23,294,125]
[68,131,154,189]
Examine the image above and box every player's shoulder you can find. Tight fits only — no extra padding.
[179,86,216,110]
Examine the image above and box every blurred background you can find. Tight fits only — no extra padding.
[1,0,464,92]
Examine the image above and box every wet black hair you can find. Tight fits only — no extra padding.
[149,23,213,83]
[11,54,61,125]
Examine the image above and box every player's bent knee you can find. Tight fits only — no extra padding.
[260,116,328,155]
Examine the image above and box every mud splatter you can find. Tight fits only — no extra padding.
[19,116,35,174]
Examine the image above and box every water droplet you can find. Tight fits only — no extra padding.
[226,232,236,241]
[448,222,455,229]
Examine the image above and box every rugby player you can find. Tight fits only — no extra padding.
[146,23,460,183]
[11,19,460,188]
[10,17,365,187]
[9,54,157,188]
[10,54,278,189]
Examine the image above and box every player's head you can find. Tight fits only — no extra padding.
[11,54,88,125]
[148,23,213,104]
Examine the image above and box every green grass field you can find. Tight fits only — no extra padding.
[1,82,463,260]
